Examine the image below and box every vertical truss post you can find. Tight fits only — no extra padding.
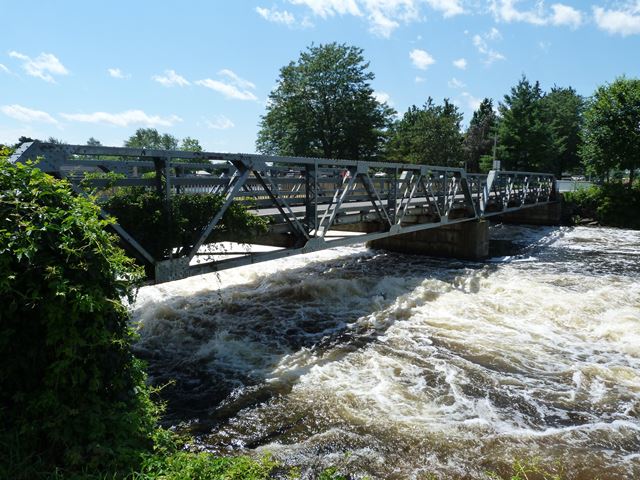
[304,162,318,234]
[163,156,174,258]
[153,157,164,197]
[459,173,478,217]
[387,168,397,225]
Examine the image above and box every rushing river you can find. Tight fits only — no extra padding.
[132,225,640,479]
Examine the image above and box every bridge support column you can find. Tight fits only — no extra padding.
[367,220,489,261]
[497,201,562,226]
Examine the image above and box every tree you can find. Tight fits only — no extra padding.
[180,136,203,152]
[256,42,396,160]
[463,98,497,172]
[581,77,640,185]
[497,76,555,172]
[124,128,179,150]
[387,98,464,167]
[86,137,102,146]
[541,86,584,177]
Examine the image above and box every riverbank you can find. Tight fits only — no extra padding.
[563,182,640,229]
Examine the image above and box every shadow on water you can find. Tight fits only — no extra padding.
[131,225,560,437]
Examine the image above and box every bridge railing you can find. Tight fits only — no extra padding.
[10,142,556,283]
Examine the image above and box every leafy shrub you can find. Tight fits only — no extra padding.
[101,188,268,261]
[564,182,640,229]
[137,450,280,480]
[0,156,157,477]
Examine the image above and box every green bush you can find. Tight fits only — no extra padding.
[136,450,280,480]
[564,182,640,229]
[0,155,157,477]
[101,188,268,261]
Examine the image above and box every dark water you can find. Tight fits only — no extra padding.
[133,225,640,479]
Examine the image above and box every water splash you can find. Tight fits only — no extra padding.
[132,226,640,479]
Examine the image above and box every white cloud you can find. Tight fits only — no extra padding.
[490,1,584,29]
[218,69,256,90]
[448,77,466,89]
[152,69,190,87]
[473,29,506,64]
[196,79,258,101]
[1,104,58,124]
[453,58,467,70]
[0,64,10,74]
[288,0,361,18]
[108,67,129,79]
[60,110,182,127]
[424,0,464,17]
[410,48,435,70]
[490,0,546,25]
[461,92,482,111]
[205,115,235,130]
[196,69,258,101]
[550,4,582,28]
[8,51,68,83]
[256,6,297,26]
[373,90,393,105]
[594,3,640,36]
[286,0,462,38]
[367,8,401,37]
[415,76,426,83]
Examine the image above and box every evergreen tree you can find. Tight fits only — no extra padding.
[497,76,554,172]
[541,86,584,177]
[463,98,496,172]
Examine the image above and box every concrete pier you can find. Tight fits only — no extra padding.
[367,220,490,260]
[497,201,562,226]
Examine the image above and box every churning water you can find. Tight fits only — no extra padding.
[132,225,640,479]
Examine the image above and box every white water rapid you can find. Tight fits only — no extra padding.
[132,225,640,479]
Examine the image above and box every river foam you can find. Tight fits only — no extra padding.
[133,226,640,479]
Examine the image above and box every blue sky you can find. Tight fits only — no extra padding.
[1,0,639,153]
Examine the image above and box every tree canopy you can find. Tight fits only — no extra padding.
[581,77,640,184]
[256,42,396,160]
[541,86,584,177]
[463,98,496,173]
[387,98,464,167]
[496,76,584,176]
[497,76,555,172]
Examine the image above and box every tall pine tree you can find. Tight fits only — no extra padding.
[463,98,496,173]
[497,76,555,172]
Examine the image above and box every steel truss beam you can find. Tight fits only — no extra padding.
[10,142,557,283]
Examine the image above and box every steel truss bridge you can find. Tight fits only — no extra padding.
[11,142,557,283]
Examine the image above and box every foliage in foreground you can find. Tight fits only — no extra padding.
[564,182,640,229]
[0,154,156,478]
